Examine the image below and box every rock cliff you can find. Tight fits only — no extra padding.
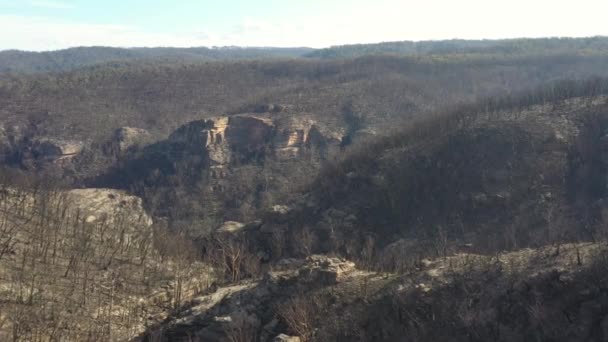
[168,114,342,168]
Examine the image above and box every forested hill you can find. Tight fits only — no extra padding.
[2,52,608,142]
[3,37,608,74]
[307,36,608,58]
[0,46,314,74]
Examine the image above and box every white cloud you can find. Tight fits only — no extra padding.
[30,1,73,9]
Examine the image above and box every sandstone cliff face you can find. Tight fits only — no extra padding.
[169,114,342,168]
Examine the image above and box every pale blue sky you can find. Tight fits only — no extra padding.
[1,0,608,51]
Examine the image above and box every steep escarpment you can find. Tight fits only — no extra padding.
[172,114,343,166]
[92,111,348,233]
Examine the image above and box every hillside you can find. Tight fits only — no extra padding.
[250,80,608,266]
[2,53,608,144]
[0,46,313,74]
[124,82,608,341]
[0,177,212,341]
[307,36,608,59]
[4,37,608,75]
[142,243,608,341]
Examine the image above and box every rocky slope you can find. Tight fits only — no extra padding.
[0,185,212,341]
[140,243,608,341]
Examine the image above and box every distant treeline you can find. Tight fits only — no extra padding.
[0,46,314,74]
[2,37,608,74]
[308,36,608,59]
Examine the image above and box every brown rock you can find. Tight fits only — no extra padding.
[299,255,356,285]
[274,334,301,342]
[112,127,152,152]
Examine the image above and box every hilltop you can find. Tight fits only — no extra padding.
[0,46,313,74]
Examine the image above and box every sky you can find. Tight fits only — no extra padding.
[1,0,608,51]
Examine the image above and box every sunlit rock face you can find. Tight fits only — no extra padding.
[64,188,153,226]
[169,114,343,167]
[272,116,342,160]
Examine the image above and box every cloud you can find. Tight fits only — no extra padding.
[30,1,74,9]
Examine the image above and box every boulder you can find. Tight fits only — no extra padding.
[298,255,356,285]
[271,205,291,215]
[217,221,246,233]
[212,316,232,323]
[111,127,152,152]
[65,188,153,226]
[274,334,301,342]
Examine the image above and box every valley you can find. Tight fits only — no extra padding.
[2,38,608,341]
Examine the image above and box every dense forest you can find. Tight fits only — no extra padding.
[0,46,314,74]
[2,52,608,142]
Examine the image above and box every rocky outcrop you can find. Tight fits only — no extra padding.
[273,117,341,160]
[31,138,83,162]
[297,255,357,285]
[217,221,246,233]
[168,114,343,168]
[109,127,152,153]
[92,110,347,231]
[274,334,301,342]
[0,124,85,166]
[0,185,164,341]
[145,243,608,342]
[64,188,153,225]
[142,256,364,341]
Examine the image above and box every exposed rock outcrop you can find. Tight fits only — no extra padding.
[92,110,346,232]
[297,255,357,285]
[31,138,83,162]
[141,256,365,341]
[109,126,152,153]
[64,188,153,226]
[217,221,246,233]
[144,243,608,342]
[168,114,343,168]
[274,334,301,342]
